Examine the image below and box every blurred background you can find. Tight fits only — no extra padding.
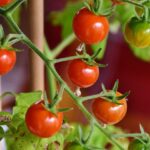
[2,0,150,134]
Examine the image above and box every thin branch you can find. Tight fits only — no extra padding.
[50,55,86,64]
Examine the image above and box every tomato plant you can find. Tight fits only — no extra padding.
[73,7,109,45]
[67,59,99,88]
[1,0,150,149]
[92,91,127,125]
[0,0,12,7]
[0,49,16,75]
[124,17,150,48]
[25,100,63,138]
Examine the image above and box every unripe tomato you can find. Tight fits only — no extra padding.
[128,139,147,150]
[25,100,63,138]
[92,92,127,125]
[67,59,99,88]
[124,17,150,48]
[0,49,16,75]
[0,0,12,7]
[73,7,109,45]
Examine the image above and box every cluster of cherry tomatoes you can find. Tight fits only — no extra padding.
[0,0,149,149]
[24,6,128,140]
[69,6,127,125]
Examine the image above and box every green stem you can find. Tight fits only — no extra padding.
[46,64,57,100]
[51,84,65,108]
[52,33,76,58]
[44,39,57,100]
[4,12,23,33]
[5,0,25,13]
[122,0,144,8]
[112,133,146,138]
[80,93,104,102]
[51,55,87,64]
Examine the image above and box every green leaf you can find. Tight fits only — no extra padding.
[15,91,42,107]
[49,2,84,38]
[5,123,64,150]
[10,91,42,129]
[11,112,24,129]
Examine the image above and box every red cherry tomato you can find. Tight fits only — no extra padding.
[92,92,127,125]
[25,100,63,138]
[68,59,99,88]
[0,0,12,7]
[73,7,109,45]
[0,49,16,75]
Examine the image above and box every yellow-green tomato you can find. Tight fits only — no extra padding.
[124,17,150,48]
[128,139,146,150]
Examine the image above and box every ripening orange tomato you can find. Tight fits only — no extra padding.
[92,91,127,125]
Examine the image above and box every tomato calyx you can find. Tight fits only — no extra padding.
[100,80,129,104]
[0,25,22,52]
[42,90,73,115]
[76,46,107,68]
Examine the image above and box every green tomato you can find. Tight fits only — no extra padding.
[128,139,146,150]
[124,17,150,48]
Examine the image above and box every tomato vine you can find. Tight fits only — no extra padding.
[0,0,150,150]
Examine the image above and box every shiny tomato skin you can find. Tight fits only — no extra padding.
[124,17,150,48]
[25,100,63,138]
[128,139,146,150]
[92,92,127,125]
[68,59,99,88]
[73,7,109,45]
[0,49,16,75]
[0,0,12,6]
